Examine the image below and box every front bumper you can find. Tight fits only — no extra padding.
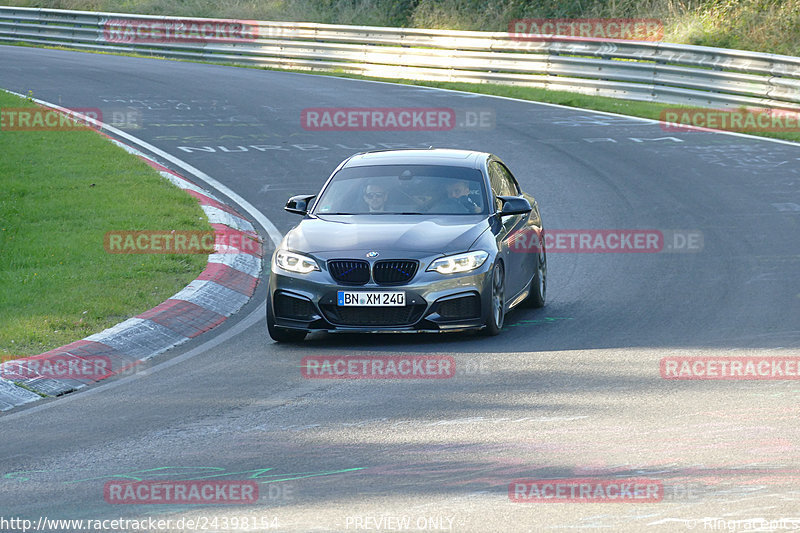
[268,259,493,333]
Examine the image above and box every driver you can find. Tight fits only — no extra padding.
[362,182,388,212]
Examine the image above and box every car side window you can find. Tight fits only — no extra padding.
[495,162,520,195]
[489,161,519,211]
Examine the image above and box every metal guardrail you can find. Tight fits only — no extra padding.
[2,6,800,111]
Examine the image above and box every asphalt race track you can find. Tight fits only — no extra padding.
[1,45,799,532]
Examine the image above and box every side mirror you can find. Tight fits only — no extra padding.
[497,196,531,216]
[285,194,316,215]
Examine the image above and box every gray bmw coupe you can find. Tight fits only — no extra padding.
[267,148,546,342]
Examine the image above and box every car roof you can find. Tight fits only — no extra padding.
[343,149,490,169]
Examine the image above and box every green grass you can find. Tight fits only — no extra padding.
[0,91,211,358]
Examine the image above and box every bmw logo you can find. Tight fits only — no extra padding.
[366,251,379,258]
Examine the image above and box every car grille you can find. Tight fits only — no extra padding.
[327,260,370,285]
[327,259,418,285]
[373,260,418,285]
[274,293,317,320]
[436,294,481,320]
[320,303,426,327]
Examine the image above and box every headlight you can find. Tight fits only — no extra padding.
[274,250,320,274]
[426,250,489,274]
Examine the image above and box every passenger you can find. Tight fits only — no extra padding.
[433,179,481,213]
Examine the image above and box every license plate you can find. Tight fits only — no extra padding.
[337,291,405,307]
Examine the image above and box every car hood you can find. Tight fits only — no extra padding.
[284,215,489,255]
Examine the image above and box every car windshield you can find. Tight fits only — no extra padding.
[312,165,488,215]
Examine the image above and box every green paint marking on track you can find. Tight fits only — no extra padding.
[503,316,574,329]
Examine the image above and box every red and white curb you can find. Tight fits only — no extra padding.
[0,133,264,411]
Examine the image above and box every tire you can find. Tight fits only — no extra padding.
[523,232,547,308]
[482,261,505,336]
[266,295,308,343]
